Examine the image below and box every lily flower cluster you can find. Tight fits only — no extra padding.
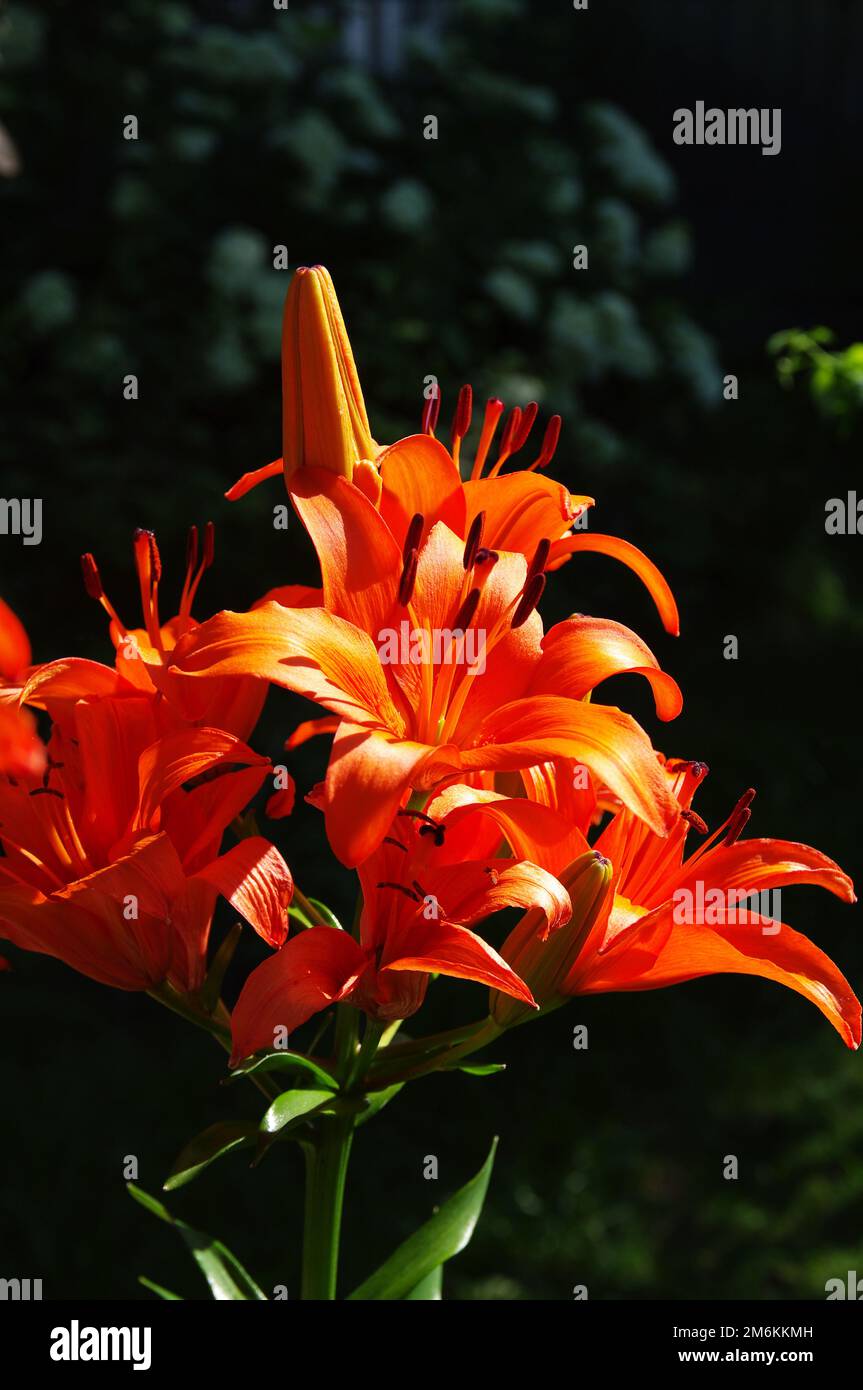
[1,265,857,1298]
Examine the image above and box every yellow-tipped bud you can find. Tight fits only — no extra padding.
[490,851,614,1028]
[281,265,377,483]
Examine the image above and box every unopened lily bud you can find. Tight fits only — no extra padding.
[281,265,377,483]
[490,851,613,1028]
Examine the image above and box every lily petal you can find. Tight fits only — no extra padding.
[230,927,367,1064]
[194,836,293,948]
[290,467,401,636]
[459,694,678,837]
[531,616,683,721]
[378,434,466,544]
[384,918,536,1006]
[548,532,680,636]
[173,602,402,731]
[579,908,861,1049]
[324,722,461,867]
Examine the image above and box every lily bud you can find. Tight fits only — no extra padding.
[281,265,377,483]
[490,851,613,1028]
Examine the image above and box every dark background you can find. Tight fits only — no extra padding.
[1,0,861,1300]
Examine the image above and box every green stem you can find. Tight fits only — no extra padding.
[300,1005,386,1298]
[301,1109,355,1300]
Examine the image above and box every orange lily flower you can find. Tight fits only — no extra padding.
[229,785,573,1063]
[78,525,266,740]
[173,481,682,867]
[0,597,44,779]
[225,265,680,635]
[0,686,291,993]
[492,758,860,1047]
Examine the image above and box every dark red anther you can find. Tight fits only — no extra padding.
[680,808,709,835]
[80,553,103,601]
[498,406,523,459]
[451,384,473,445]
[512,401,538,454]
[398,548,419,607]
[418,822,446,847]
[526,537,551,584]
[463,511,485,569]
[511,573,546,629]
[732,788,757,816]
[532,414,562,470]
[134,528,161,588]
[452,586,481,631]
[421,388,441,435]
[724,806,751,847]
[202,521,215,569]
[403,512,424,562]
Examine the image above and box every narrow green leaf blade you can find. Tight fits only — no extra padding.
[444,1063,506,1076]
[307,898,344,931]
[228,1049,338,1090]
[164,1121,257,1191]
[261,1087,336,1135]
[127,1184,266,1301]
[139,1276,183,1300]
[348,1138,498,1300]
[356,1082,404,1127]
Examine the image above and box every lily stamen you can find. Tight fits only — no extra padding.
[450,384,473,465]
[526,537,551,584]
[462,510,485,570]
[527,413,562,472]
[398,548,419,607]
[511,573,546,629]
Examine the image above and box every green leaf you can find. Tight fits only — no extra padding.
[443,1063,506,1076]
[164,1120,257,1191]
[404,1266,443,1299]
[307,898,344,931]
[127,1184,266,1301]
[139,1276,183,1300]
[356,1082,404,1126]
[261,1087,336,1135]
[348,1138,498,1300]
[227,1049,338,1090]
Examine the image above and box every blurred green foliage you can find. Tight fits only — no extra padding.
[0,0,719,540]
[1,0,862,1302]
[769,327,863,432]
